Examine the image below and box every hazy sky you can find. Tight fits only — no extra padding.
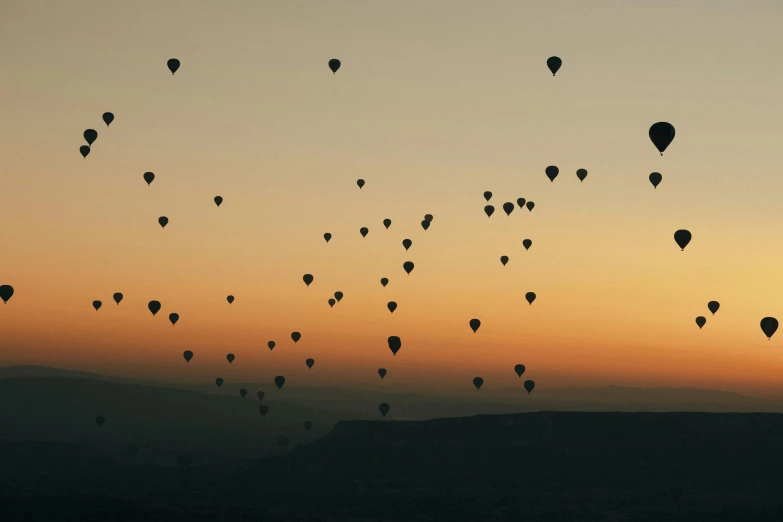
[2,0,783,398]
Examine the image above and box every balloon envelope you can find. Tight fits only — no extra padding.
[167,58,180,74]
[360,227,369,237]
[84,129,98,145]
[257,391,265,401]
[226,295,234,304]
[259,405,269,417]
[502,202,514,215]
[328,58,341,73]
[291,331,301,343]
[403,239,412,250]
[92,300,102,311]
[403,261,414,275]
[379,403,390,417]
[483,191,493,201]
[80,145,90,158]
[500,255,508,266]
[576,169,588,182]
[421,220,430,231]
[383,218,392,229]
[524,380,535,394]
[649,172,662,188]
[328,298,336,308]
[522,239,532,250]
[113,292,123,304]
[378,368,387,379]
[303,274,314,286]
[707,301,720,315]
[334,291,344,302]
[214,196,223,207]
[304,421,313,432]
[545,166,559,182]
[356,178,365,189]
[183,350,193,363]
[239,389,247,398]
[148,300,161,316]
[547,56,562,75]
[143,172,155,185]
[0,285,14,303]
[102,112,114,126]
[526,201,535,212]
[760,317,778,339]
[514,364,526,377]
[516,198,526,208]
[388,336,402,355]
[695,316,706,329]
[267,341,275,350]
[306,358,315,369]
[484,205,495,218]
[215,378,223,388]
[473,377,484,390]
[226,353,235,364]
[324,232,332,242]
[169,313,179,325]
[674,229,692,250]
[274,376,286,389]
[469,318,481,333]
[380,278,389,287]
[387,301,397,313]
[158,216,168,228]
[649,122,675,155]
[525,292,536,304]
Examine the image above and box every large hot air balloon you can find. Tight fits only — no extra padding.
[524,380,535,394]
[169,313,179,325]
[403,261,414,275]
[226,295,234,304]
[324,232,332,243]
[500,255,509,266]
[143,172,155,185]
[649,122,675,155]
[522,239,532,251]
[484,205,495,218]
[303,274,314,287]
[473,377,484,390]
[378,368,387,379]
[760,317,778,339]
[387,301,397,313]
[167,58,180,74]
[388,336,401,356]
[576,169,588,182]
[214,196,223,207]
[148,300,161,316]
[291,331,301,343]
[84,129,98,146]
[707,301,720,315]
[80,145,90,158]
[329,58,341,74]
[469,318,481,333]
[360,227,369,237]
[113,292,123,304]
[306,358,315,369]
[649,172,662,189]
[483,191,493,202]
[102,112,114,127]
[0,285,14,303]
[215,378,223,388]
[695,316,706,329]
[502,202,514,216]
[158,216,168,228]
[334,291,344,302]
[226,353,235,364]
[274,376,286,389]
[380,278,389,287]
[547,56,562,76]
[183,350,193,363]
[92,300,102,311]
[545,166,559,182]
[525,292,536,305]
[239,389,247,398]
[403,239,412,251]
[379,403,390,417]
[674,230,692,251]
[514,364,525,377]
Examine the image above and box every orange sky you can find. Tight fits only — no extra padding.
[2,0,783,398]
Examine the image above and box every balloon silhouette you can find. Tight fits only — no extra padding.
[215,378,223,388]
[306,358,315,369]
[259,405,269,417]
[148,300,161,316]
[328,298,336,308]
[95,415,105,427]
[158,216,168,228]
[380,277,389,287]
[328,58,341,73]
[214,196,223,207]
[92,300,102,311]
[113,292,123,305]
[469,318,481,333]
[402,239,412,251]
[360,227,369,237]
[291,331,301,343]
[516,198,526,208]
[484,205,495,218]
[80,145,90,158]
[267,341,275,351]
[547,56,562,76]
[403,261,414,275]
[387,301,397,313]
[695,316,706,329]
[707,301,720,315]
[424,214,434,222]
[525,292,536,305]
[421,220,430,231]
[304,421,313,432]
[303,274,314,287]
[388,336,402,356]
[503,202,514,216]
[167,58,180,74]
[514,364,525,377]
[378,368,387,379]
[383,218,392,229]
[0,285,14,304]
[524,380,535,394]
[576,169,588,182]
[649,172,662,189]
[183,350,193,363]
[324,232,332,243]
[545,166,559,182]
[239,389,247,399]
[522,239,532,250]
[169,313,179,326]
[357,179,365,189]
[674,229,692,251]
[143,172,155,185]
[226,295,234,304]
[274,376,286,389]
[226,353,235,364]
[473,377,484,390]
[102,113,115,127]
[649,122,675,155]
[500,255,508,266]
[84,129,98,146]
[334,291,344,302]
[379,403,390,417]
[483,191,493,202]
[760,317,778,339]
[526,201,535,212]
[257,391,265,401]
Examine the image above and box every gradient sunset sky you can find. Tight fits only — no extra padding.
[2,1,783,398]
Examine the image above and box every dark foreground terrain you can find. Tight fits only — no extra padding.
[3,411,783,521]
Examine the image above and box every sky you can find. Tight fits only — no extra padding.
[1,0,783,398]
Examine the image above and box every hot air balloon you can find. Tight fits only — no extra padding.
[303,274,314,287]
[291,331,301,343]
[0,285,14,303]
[379,403,390,417]
[421,220,430,231]
[80,145,90,158]
[167,58,180,74]
[760,317,778,339]
[328,298,336,308]
[226,353,235,364]
[380,278,389,287]
[503,202,514,216]
[473,377,484,390]
[403,261,414,275]
[95,415,105,427]
[259,405,269,417]
[257,391,265,401]
[324,233,332,243]
[674,230,692,251]
[378,368,387,379]
[526,201,535,212]
[424,214,434,222]
[226,295,234,304]
[148,300,161,316]
[169,313,179,325]
[387,301,397,313]
[524,380,535,394]
[360,227,369,237]
[483,191,493,202]
[214,196,223,207]
[484,205,495,218]
[84,129,98,146]
[183,350,193,363]
[304,420,313,432]
[547,56,562,76]
[388,336,401,356]
[525,292,536,305]
[143,172,155,185]
[113,292,123,304]
[402,239,412,251]
[102,112,114,126]
[274,376,286,389]
[215,378,223,388]
[356,179,365,189]
[576,169,588,182]
[545,166,559,182]
[383,218,392,229]
[522,239,532,250]
[649,122,675,155]
[516,198,526,208]
[707,301,720,315]
[239,389,247,398]
[649,172,662,189]
[328,58,341,73]
[514,364,525,377]
[469,318,481,333]
[695,316,706,329]
[158,216,168,228]
[500,255,509,266]
[92,300,102,311]
[334,291,344,302]
[268,341,275,351]
[306,358,315,369]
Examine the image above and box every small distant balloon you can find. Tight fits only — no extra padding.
[545,166,559,182]
[0,285,14,303]
[522,239,532,250]
[502,202,514,216]
[403,261,414,275]
[649,122,676,155]
[239,389,247,398]
[328,298,336,308]
[525,292,536,305]
[380,278,389,287]
[383,219,392,229]
[649,172,662,189]
[226,353,235,364]
[167,58,180,75]
[169,313,179,325]
[92,300,102,311]
[514,364,526,377]
[324,233,332,243]
[674,229,692,251]
[378,368,387,379]
[523,380,535,394]
[547,56,562,76]
[424,214,434,222]
[113,292,123,304]
[516,198,526,208]
[526,201,535,212]
[304,420,313,432]
[500,255,509,266]
[226,295,234,304]
[95,415,105,427]
[306,358,315,369]
[707,301,720,315]
[215,378,223,388]
[360,227,369,238]
[760,317,778,339]
[158,216,168,228]
[388,336,402,356]
[259,405,269,417]
[379,403,390,417]
[84,129,98,146]
[291,331,301,343]
[257,391,265,401]
[303,274,314,287]
[143,172,155,185]
[183,350,193,363]
[334,291,343,302]
[387,301,397,313]
[576,169,588,182]
[469,318,481,333]
[421,220,430,231]
[148,300,161,316]
[473,377,484,390]
[483,191,493,202]
[695,316,706,329]
[484,205,495,218]
[80,145,90,158]
[356,179,365,189]
[102,112,114,127]
[274,376,286,389]
[214,196,223,207]
[402,239,412,251]
[267,341,275,351]
[328,58,341,74]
